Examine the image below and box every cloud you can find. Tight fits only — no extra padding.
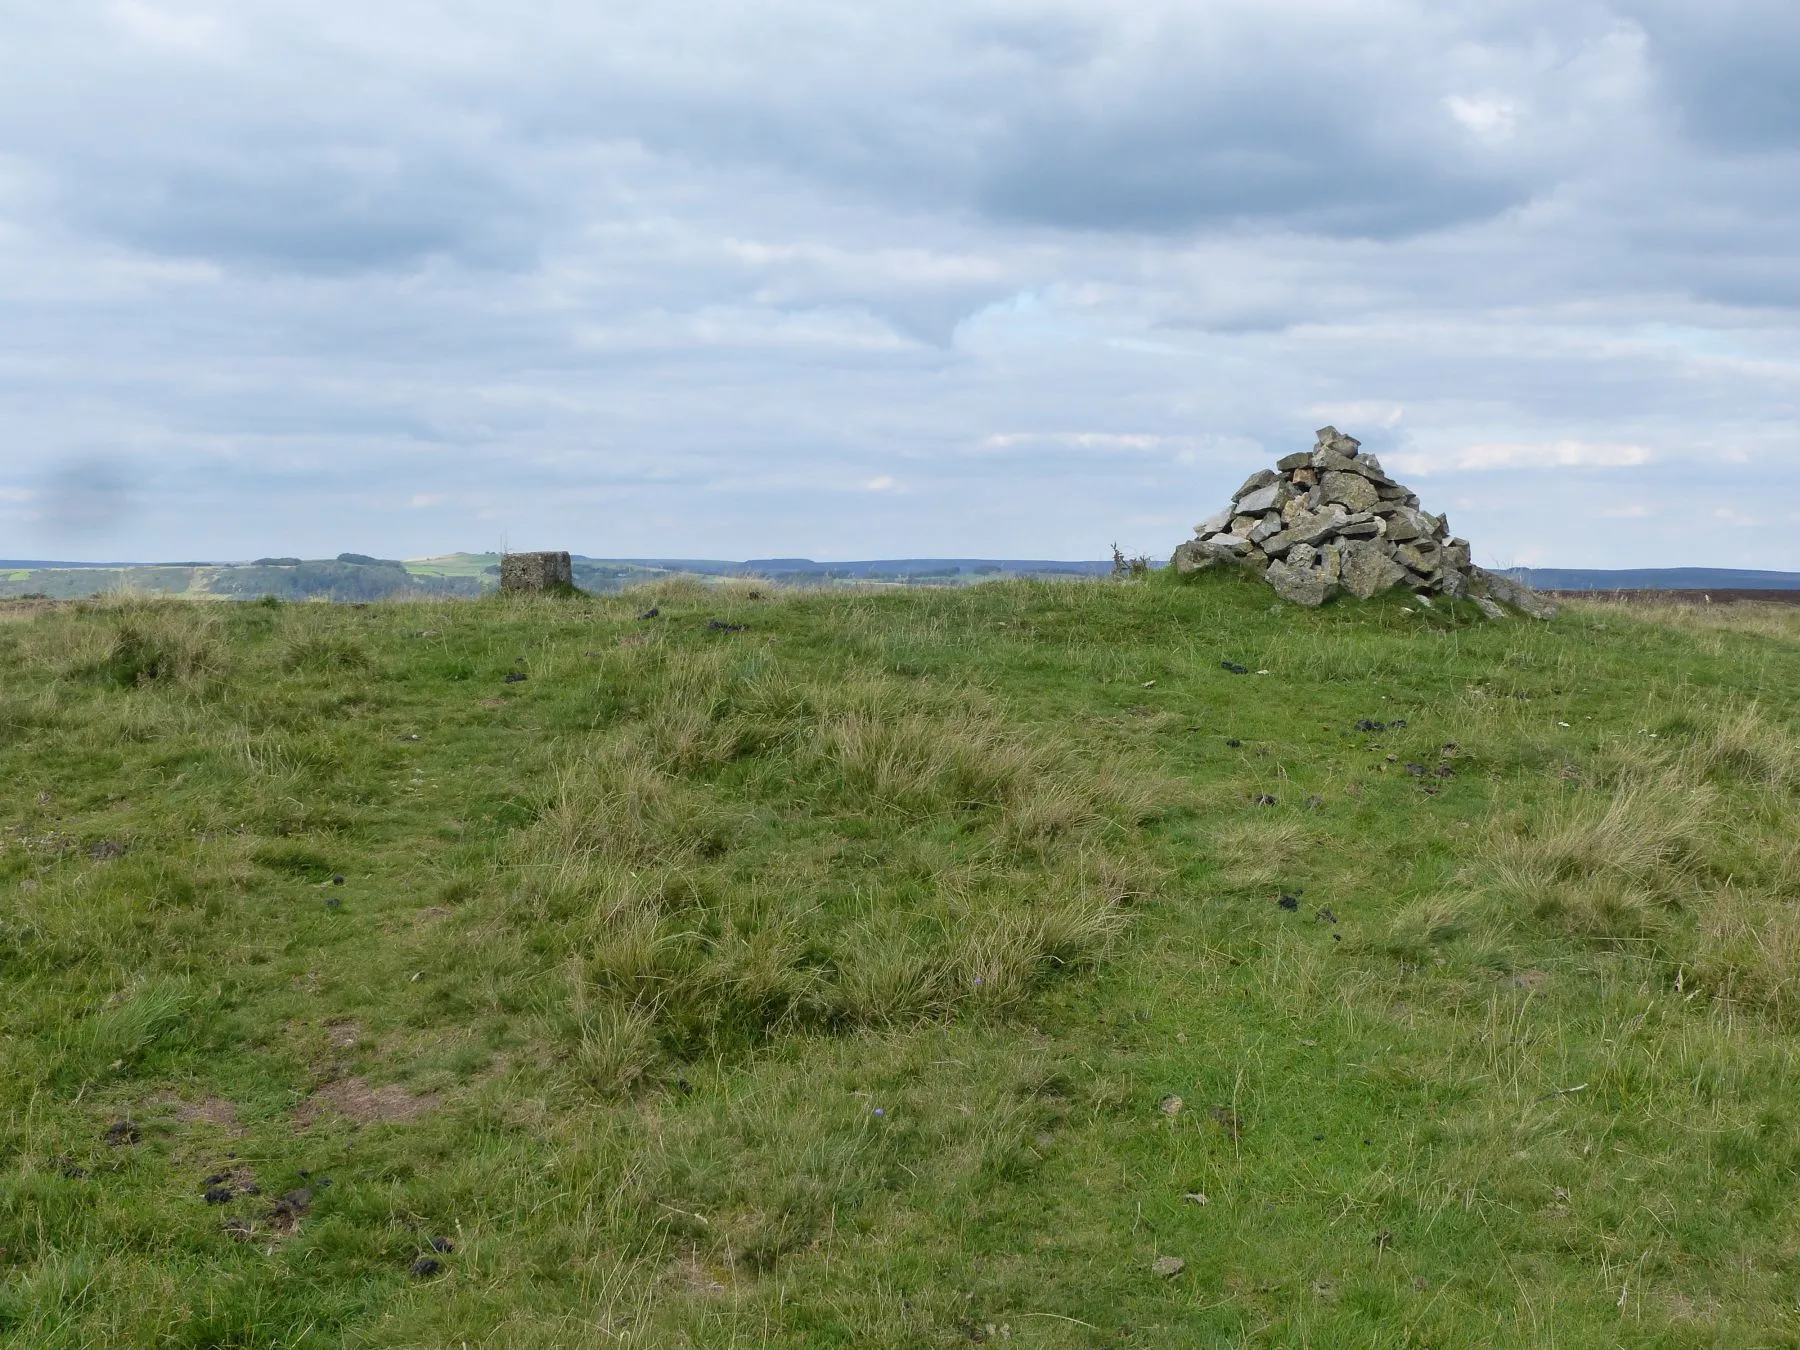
[1392,441,1653,474]
[980,432,1177,453]
[0,2,1794,569]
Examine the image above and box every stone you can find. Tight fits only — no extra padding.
[1381,507,1425,541]
[1441,539,1471,571]
[1469,566,1559,619]
[1311,448,1360,474]
[1337,516,1382,539]
[1170,540,1222,574]
[1287,542,1318,569]
[1230,515,1259,537]
[1339,540,1408,598]
[1267,558,1337,607]
[1276,451,1313,471]
[1375,480,1412,501]
[1314,426,1361,456]
[1235,468,1278,498]
[1474,595,1506,620]
[1289,467,1318,487]
[1196,509,1232,536]
[1209,533,1251,553]
[1394,542,1439,575]
[1249,513,1283,544]
[1236,481,1290,515]
[1319,543,1342,585]
[500,551,573,593]
[1319,470,1379,513]
[1263,507,1347,555]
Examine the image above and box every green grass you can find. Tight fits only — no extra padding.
[1,576,1798,1346]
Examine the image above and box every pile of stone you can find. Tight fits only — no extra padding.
[1171,427,1555,618]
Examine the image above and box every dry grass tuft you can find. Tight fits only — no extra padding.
[466,643,1158,1081]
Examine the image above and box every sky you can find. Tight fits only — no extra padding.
[1,1,1798,567]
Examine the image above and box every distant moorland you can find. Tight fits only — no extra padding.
[4,554,1799,603]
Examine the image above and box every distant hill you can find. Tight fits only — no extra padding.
[1506,567,1800,591]
[8,556,1798,602]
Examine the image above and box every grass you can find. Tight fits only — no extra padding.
[0,576,1797,1345]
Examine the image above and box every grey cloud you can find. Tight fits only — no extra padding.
[72,145,541,272]
[0,2,1796,569]
[1629,2,1800,149]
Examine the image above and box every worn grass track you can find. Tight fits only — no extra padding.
[1,574,1798,1346]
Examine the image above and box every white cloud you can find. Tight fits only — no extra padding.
[980,432,1178,453]
[1444,95,1518,143]
[863,475,899,491]
[1392,441,1653,474]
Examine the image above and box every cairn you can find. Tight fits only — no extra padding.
[1171,427,1555,618]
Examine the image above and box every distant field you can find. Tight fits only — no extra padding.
[0,554,1113,602]
[1,573,1798,1344]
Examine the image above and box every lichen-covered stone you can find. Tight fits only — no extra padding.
[500,551,573,592]
[1339,540,1408,598]
[1170,540,1221,573]
[1236,481,1291,515]
[1319,470,1379,513]
[1235,469,1278,499]
[1469,566,1559,619]
[1267,558,1337,606]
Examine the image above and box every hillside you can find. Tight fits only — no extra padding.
[1,576,1797,1344]
[0,555,1116,603]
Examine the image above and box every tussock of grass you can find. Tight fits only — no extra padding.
[1422,701,1800,1013]
[473,644,1155,1074]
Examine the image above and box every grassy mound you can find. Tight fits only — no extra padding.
[1,579,1797,1344]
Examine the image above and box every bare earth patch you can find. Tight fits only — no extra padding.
[150,1095,246,1135]
[296,1077,438,1127]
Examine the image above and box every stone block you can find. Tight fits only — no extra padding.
[1235,469,1278,499]
[1381,506,1425,541]
[1171,540,1221,574]
[500,551,574,593]
[1236,481,1291,515]
[1267,558,1337,606]
[1469,567,1558,619]
[1339,540,1408,598]
[1319,470,1379,513]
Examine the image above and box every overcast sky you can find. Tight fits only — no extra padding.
[2,1,1797,565]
